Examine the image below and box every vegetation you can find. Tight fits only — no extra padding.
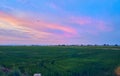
[0,46,120,76]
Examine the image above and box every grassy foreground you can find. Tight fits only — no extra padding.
[0,46,120,76]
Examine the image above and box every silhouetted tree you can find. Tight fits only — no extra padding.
[114,44,118,46]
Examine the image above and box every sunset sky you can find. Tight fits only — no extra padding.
[0,0,120,45]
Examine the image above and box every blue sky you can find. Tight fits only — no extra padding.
[0,0,120,45]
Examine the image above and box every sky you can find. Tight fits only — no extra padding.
[0,0,120,45]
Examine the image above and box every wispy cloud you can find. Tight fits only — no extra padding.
[0,10,77,44]
[69,16,112,34]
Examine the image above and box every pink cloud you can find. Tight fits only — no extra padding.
[0,11,77,44]
[69,16,112,33]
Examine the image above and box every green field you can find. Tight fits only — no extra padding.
[0,46,120,76]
